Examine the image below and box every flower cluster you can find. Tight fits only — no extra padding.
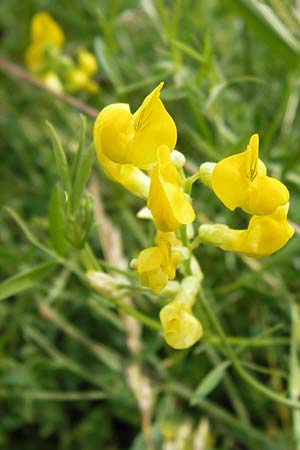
[93,83,294,349]
[25,12,99,93]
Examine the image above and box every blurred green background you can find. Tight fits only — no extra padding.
[1,0,300,449]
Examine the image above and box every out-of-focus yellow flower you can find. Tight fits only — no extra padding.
[78,49,98,76]
[160,300,203,349]
[25,44,44,73]
[198,203,294,257]
[66,68,99,93]
[66,49,99,93]
[25,12,64,73]
[93,83,177,169]
[147,145,195,231]
[94,104,150,198]
[30,12,65,48]
[42,71,63,93]
[135,231,182,292]
[211,134,289,215]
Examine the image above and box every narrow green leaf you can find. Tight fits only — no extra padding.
[191,361,230,405]
[0,261,57,301]
[227,0,300,64]
[4,207,55,258]
[48,184,69,256]
[71,143,95,212]
[94,37,123,89]
[71,114,87,184]
[171,39,205,63]
[46,121,71,194]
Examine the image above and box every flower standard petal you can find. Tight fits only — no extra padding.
[135,232,183,292]
[94,103,133,164]
[136,247,168,292]
[31,12,65,48]
[211,133,290,215]
[129,83,177,169]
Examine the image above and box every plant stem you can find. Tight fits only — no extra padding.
[0,58,98,118]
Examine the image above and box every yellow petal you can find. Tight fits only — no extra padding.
[236,203,294,257]
[129,83,177,169]
[199,204,294,257]
[155,230,181,248]
[140,268,168,293]
[31,12,64,48]
[137,247,163,272]
[136,247,168,292]
[96,149,150,199]
[42,71,63,93]
[247,175,290,215]
[160,302,203,349]
[148,146,195,231]
[25,44,44,72]
[211,133,289,215]
[94,104,133,164]
[211,149,250,211]
[78,49,98,76]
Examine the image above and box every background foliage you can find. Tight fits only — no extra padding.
[1,0,300,449]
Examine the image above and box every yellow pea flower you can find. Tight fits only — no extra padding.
[66,49,99,93]
[29,12,65,48]
[42,71,63,93]
[135,231,182,293]
[198,203,294,257]
[25,44,44,73]
[211,134,289,215]
[147,145,195,231]
[93,104,150,198]
[93,83,177,169]
[78,49,98,76]
[160,301,203,349]
[66,68,99,93]
[25,12,64,73]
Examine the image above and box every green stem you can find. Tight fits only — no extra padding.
[80,243,100,270]
[184,171,201,193]
[198,285,300,409]
[289,301,300,447]
[109,296,161,331]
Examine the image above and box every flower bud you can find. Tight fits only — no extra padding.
[170,149,186,168]
[198,162,216,187]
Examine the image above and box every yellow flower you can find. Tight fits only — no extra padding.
[160,301,203,349]
[30,12,65,48]
[147,145,195,231]
[93,83,177,169]
[25,12,64,73]
[42,71,63,93]
[78,49,98,76]
[211,134,289,215]
[66,68,99,93]
[135,231,182,292]
[93,104,150,198]
[198,203,294,257]
[66,49,99,93]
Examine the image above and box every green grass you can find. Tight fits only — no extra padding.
[1,0,300,449]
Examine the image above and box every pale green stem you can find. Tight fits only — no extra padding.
[289,301,300,447]
[184,171,201,193]
[80,243,101,270]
